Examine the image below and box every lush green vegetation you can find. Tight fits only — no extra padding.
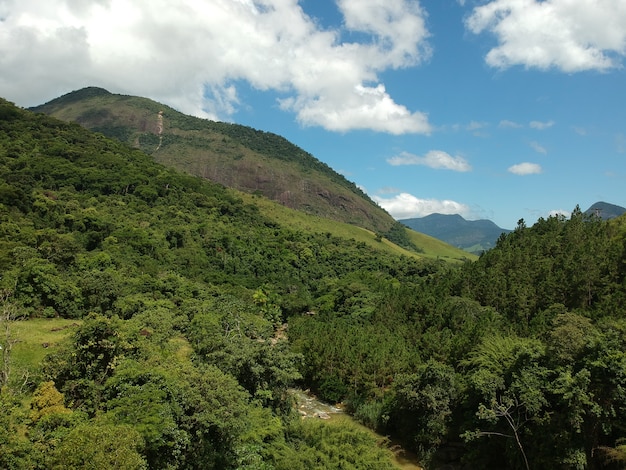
[31,87,397,234]
[2,97,626,469]
[0,98,435,469]
[291,212,626,469]
[238,192,472,263]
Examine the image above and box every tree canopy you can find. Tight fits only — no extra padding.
[2,97,626,469]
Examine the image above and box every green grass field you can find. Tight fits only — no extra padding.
[9,318,81,377]
[241,192,476,263]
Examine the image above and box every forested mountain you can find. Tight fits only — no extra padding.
[0,97,440,468]
[2,97,626,470]
[400,213,512,254]
[30,87,396,234]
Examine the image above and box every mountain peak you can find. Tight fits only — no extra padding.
[401,213,511,254]
[35,87,112,110]
[30,87,396,234]
[584,201,626,220]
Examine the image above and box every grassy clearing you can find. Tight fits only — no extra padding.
[242,192,476,263]
[241,192,415,256]
[404,229,476,263]
[9,318,81,375]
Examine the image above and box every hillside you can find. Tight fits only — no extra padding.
[0,96,445,313]
[30,87,396,234]
[400,213,511,254]
[0,96,441,469]
[239,192,473,263]
[584,201,626,220]
[3,97,626,469]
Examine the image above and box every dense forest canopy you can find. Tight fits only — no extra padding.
[2,97,626,469]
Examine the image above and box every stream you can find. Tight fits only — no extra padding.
[289,388,424,470]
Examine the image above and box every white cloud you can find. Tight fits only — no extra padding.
[0,0,433,134]
[373,192,471,219]
[530,120,555,130]
[508,162,543,175]
[387,150,472,171]
[529,141,547,154]
[281,83,431,134]
[466,0,626,72]
[499,119,522,129]
[548,209,571,219]
[337,0,431,68]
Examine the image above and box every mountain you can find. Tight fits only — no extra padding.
[4,97,626,469]
[27,89,471,260]
[0,96,438,468]
[584,201,626,220]
[30,87,394,234]
[400,213,512,254]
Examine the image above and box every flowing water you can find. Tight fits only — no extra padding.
[289,388,424,470]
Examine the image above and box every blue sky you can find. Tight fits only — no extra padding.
[1,0,625,229]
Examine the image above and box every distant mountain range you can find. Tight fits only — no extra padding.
[400,214,511,254]
[401,201,626,254]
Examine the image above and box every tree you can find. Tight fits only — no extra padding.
[462,335,549,469]
[268,418,397,470]
[253,286,283,328]
[102,362,187,468]
[0,392,35,469]
[30,381,71,423]
[384,360,460,463]
[0,289,19,388]
[42,313,133,412]
[50,421,147,470]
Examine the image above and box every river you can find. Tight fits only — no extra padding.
[289,388,424,470]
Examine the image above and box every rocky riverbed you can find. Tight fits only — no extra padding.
[288,388,423,470]
[289,388,344,419]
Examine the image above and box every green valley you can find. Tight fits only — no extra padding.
[2,96,626,469]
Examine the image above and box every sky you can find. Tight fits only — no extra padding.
[1,0,625,229]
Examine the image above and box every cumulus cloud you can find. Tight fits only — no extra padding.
[466,0,626,72]
[337,0,431,68]
[548,209,571,219]
[387,150,472,172]
[0,0,432,134]
[530,120,555,130]
[373,192,471,219]
[508,162,542,175]
[529,141,547,154]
